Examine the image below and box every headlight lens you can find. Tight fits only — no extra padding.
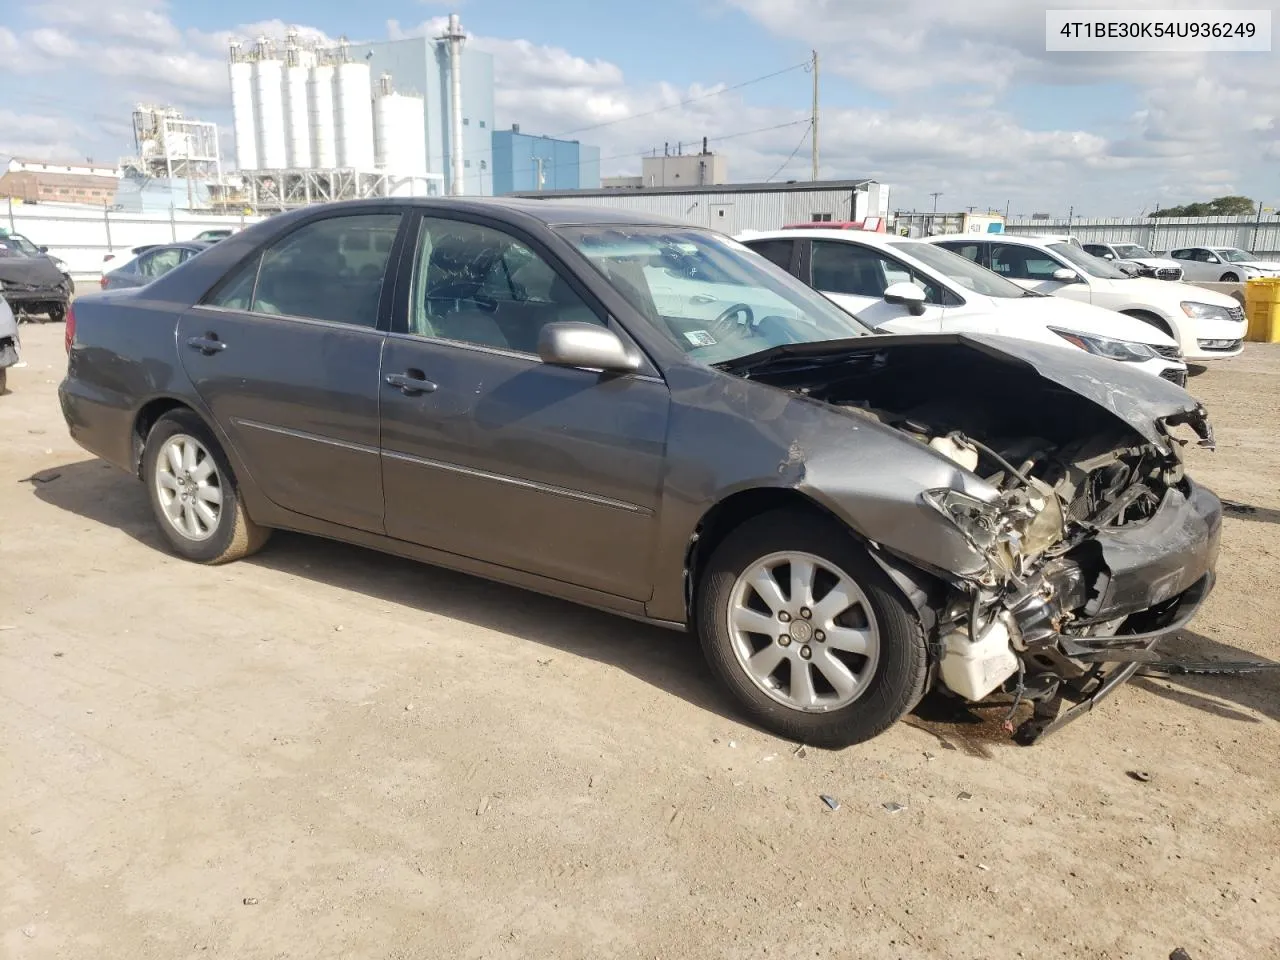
[51,258,68,271]
[1181,301,1232,321]
[1048,327,1157,362]
[922,489,1003,551]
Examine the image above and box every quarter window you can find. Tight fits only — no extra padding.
[204,214,401,326]
[407,218,604,353]
[743,239,796,272]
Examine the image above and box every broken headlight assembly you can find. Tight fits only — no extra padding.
[1048,328,1158,363]
[921,488,1026,581]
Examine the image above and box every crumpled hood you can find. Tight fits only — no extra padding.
[1127,257,1180,270]
[720,331,1210,450]
[0,254,65,288]
[1239,259,1280,272]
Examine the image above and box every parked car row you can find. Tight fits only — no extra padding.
[0,230,72,323]
[61,197,1224,748]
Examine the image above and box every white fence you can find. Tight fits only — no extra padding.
[4,199,265,279]
[1004,214,1280,257]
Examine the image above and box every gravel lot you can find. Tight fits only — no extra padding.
[3,321,1278,960]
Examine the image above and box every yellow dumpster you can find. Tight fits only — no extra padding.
[1244,277,1280,343]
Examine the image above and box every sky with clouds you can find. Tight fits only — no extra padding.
[0,0,1276,215]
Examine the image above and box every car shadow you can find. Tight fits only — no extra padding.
[1132,629,1280,725]
[1220,500,1280,526]
[26,458,738,728]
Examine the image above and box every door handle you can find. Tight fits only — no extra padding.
[385,371,438,396]
[186,335,226,355]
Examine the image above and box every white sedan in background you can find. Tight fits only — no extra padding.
[735,229,1188,385]
[1081,241,1183,280]
[926,234,1246,363]
[1168,245,1280,283]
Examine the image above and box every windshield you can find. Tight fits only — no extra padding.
[1214,248,1253,262]
[887,240,1029,299]
[558,225,873,365]
[1047,242,1131,279]
[1113,243,1153,259]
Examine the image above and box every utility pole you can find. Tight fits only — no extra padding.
[811,49,820,182]
[929,192,942,213]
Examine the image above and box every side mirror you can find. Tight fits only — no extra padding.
[1101,252,1114,260]
[882,281,928,316]
[1051,268,1080,283]
[1205,255,1220,264]
[38,245,49,253]
[538,322,641,373]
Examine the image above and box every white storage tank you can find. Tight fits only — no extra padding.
[333,59,375,171]
[283,60,312,168]
[308,63,337,169]
[374,77,428,178]
[228,45,258,171]
[251,44,287,169]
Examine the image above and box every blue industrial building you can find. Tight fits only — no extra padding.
[346,34,495,195]
[491,125,600,195]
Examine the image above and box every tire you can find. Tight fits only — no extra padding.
[696,508,928,747]
[1220,272,1239,283]
[48,303,66,324]
[142,409,270,564]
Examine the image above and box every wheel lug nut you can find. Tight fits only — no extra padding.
[800,646,812,660]
[815,630,825,642]
[779,611,792,622]
[800,607,812,619]
[779,635,791,646]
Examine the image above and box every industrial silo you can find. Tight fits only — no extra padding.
[251,39,287,169]
[374,76,428,194]
[228,42,258,171]
[308,59,337,169]
[283,37,312,168]
[333,43,374,171]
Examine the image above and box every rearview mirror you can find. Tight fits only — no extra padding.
[882,281,928,316]
[1051,268,1080,283]
[538,322,641,373]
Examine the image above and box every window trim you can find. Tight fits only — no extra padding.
[386,209,664,380]
[196,210,411,333]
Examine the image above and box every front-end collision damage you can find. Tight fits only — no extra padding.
[718,333,1224,742]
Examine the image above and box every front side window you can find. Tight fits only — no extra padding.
[559,225,871,366]
[406,218,604,354]
[205,214,401,326]
[989,243,1064,280]
[811,240,944,304]
[1083,244,1111,258]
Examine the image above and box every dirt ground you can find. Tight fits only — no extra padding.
[2,321,1278,960]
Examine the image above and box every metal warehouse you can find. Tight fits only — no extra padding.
[508,179,890,234]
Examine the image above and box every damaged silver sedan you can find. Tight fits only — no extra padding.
[59,201,1221,746]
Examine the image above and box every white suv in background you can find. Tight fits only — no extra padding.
[927,234,1246,362]
[736,229,1187,384]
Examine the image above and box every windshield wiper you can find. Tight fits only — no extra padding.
[1020,289,1049,298]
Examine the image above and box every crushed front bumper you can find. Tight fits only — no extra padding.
[1013,479,1223,744]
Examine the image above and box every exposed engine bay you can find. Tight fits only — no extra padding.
[726,336,1221,742]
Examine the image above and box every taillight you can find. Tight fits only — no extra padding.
[100,275,108,289]
[64,303,76,353]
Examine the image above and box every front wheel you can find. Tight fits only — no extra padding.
[1220,272,1239,283]
[696,509,928,747]
[143,410,270,564]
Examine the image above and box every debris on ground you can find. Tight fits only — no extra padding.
[728,740,737,749]
[22,925,36,938]
[792,744,807,759]
[477,795,491,816]
[957,791,973,802]
[1169,949,1193,960]
[242,897,258,906]
[20,471,61,484]
[53,651,64,657]
[820,794,840,811]
[1127,771,1153,783]
[1221,500,1258,515]
[882,802,906,814]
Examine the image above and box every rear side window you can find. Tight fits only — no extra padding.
[744,239,796,273]
[205,214,402,327]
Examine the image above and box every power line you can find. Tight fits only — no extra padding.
[548,61,810,139]
[765,123,812,182]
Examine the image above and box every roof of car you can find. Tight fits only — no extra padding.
[739,228,902,248]
[267,196,691,229]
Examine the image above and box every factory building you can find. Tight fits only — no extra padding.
[490,125,600,194]
[0,158,119,205]
[509,179,892,235]
[347,18,495,196]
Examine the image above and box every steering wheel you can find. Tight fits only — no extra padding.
[708,302,755,337]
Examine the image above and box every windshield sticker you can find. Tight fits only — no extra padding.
[684,330,718,347]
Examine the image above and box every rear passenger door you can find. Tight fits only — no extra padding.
[379,213,670,601]
[179,211,405,533]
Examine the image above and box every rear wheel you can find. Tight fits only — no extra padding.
[47,303,66,324]
[142,410,270,564]
[696,508,928,747]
